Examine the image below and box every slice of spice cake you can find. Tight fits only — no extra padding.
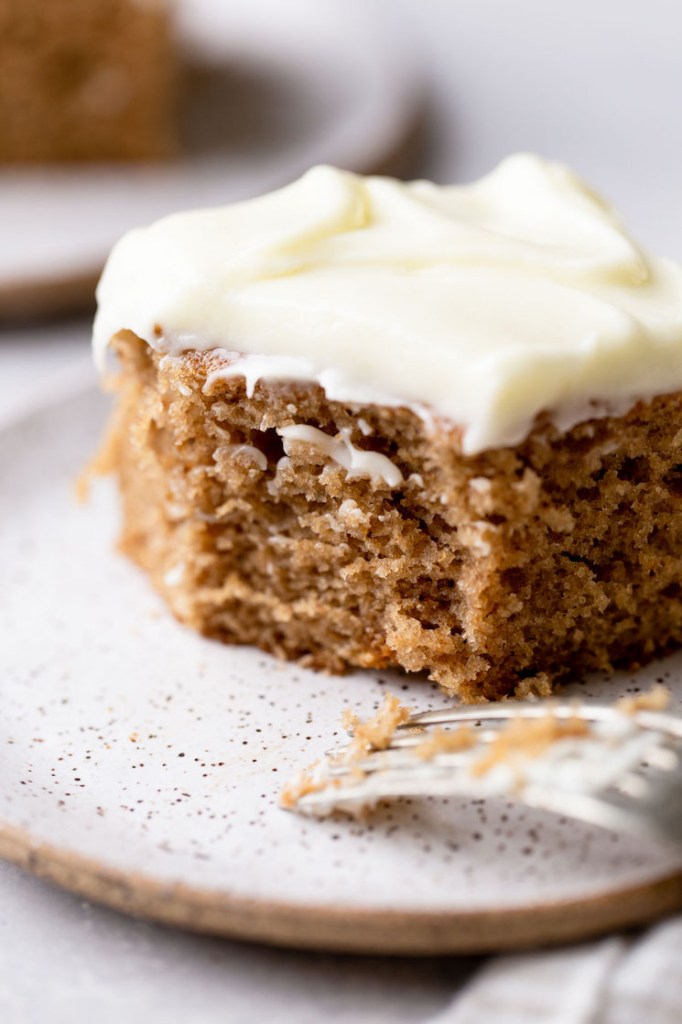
[92,156,682,701]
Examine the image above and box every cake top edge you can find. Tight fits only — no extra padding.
[93,154,682,454]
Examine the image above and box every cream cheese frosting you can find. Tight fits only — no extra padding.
[93,154,682,454]
[277,424,404,488]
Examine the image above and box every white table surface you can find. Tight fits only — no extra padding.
[1,0,681,1020]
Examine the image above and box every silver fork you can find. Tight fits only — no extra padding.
[293,700,682,847]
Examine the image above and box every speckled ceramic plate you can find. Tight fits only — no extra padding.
[1,381,682,954]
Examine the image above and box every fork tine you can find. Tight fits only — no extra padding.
[519,785,667,843]
[327,748,476,778]
[645,747,679,771]
[402,702,583,729]
[402,702,682,739]
[598,772,682,846]
[389,727,499,750]
[613,772,650,798]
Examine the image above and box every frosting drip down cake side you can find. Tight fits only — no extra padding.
[93,156,682,700]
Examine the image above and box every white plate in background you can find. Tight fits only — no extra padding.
[0,0,424,317]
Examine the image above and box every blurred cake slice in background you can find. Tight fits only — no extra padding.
[0,0,176,162]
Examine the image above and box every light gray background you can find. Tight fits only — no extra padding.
[1,0,681,1020]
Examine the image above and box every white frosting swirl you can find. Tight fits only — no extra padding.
[94,155,682,453]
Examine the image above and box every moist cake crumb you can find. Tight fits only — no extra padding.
[98,335,682,701]
[616,684,671,716]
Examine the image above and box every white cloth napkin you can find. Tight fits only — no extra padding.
[428,917,682,1024]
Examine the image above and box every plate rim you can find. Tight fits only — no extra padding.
[2,818,681,954]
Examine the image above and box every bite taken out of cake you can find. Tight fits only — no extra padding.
[92,155,682,702]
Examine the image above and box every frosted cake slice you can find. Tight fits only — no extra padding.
[92,156,682,700]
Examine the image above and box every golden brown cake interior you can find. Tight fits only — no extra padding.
[99,331,682,701]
